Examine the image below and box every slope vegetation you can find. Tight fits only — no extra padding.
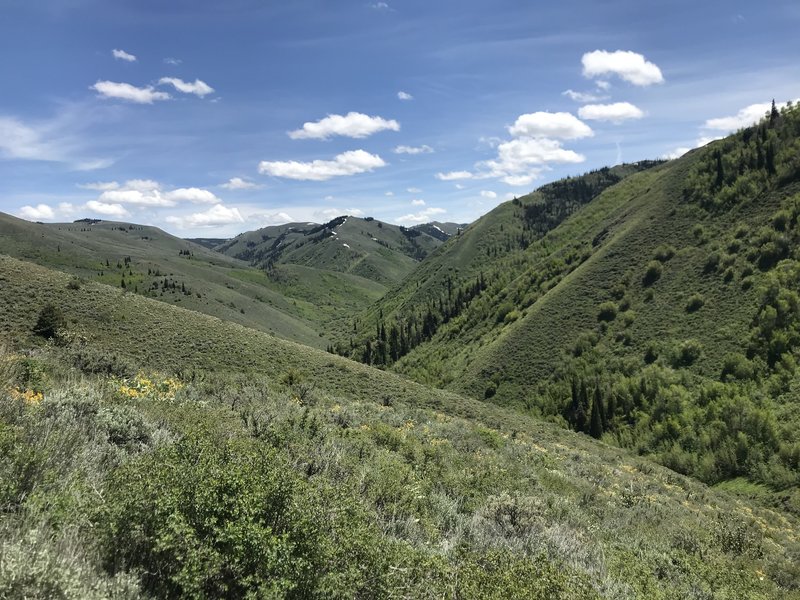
[1,254,799,597]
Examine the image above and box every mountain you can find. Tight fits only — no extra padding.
[0,212,345,348]
[411,221,466,241]
[339,104,800,504]
[215,215,446,287]
[1,253,798,598]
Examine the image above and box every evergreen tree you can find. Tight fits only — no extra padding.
[589,386,604,439]
[33,303,65,339]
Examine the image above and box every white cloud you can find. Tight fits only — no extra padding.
[221,177,258,190]
[100,189,173,207]
[288,112,399,140]
[696,135,722,147]
[596,80,611,91]
[58,202,76,216]
[502,175,537,187]
[703,102,772,131]
[0,117,62,161]
[74,158,114,171]
[19,203,55,220]
[582,50,664,86]
[578,102,644,123]
[397,91,413,100]
[395,207,446,224]
[347,208,365,217]
[371,2,390,9]
[91,81,170,104]
[394,144,433,154]
[112,49,136,62]
[164,187,221,204]
[78,181,119,191]
[258,150,387,181]
[455,183,465,189]
[661,147,691,160]
[407,187,422,193]
[158,77,214,98]
[411,199,426,206]
[166,204,244,229]
[324,195,335,201]
[562,89,609,103]
[508,111,593,139]
[85,200,130,218]
[436,170,473,181]
[163,57,182,66]
[385,191,394,196]
[94,180,219,208]
[480,190,497,199]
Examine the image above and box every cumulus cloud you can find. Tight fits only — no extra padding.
[394,144,433,154]
[78,181,119,191]
[582,50,664,86]
[221,177,258,190]
[19,203,56,220]
[385,191,394,196]
[703,102,774,131]
[436,170,473,181]
[112,49,136,62]
[166,204,244,229]
[397,91,413,100]
[85,200,130,218]
[596,80,611,91]
[411,199,426,206]
[163,57,182,66]
[661,147,691,160]
[158,77,214,97]
[478,138,585,186]
[288,112,399,140]
[480,190,497,199]
[258,150,387,181]
[371,2,390,9]
[578,102,644,123]
[508,111,593,139]
[407,187,422,193]
[395,207,446,224]
[165,187,221,204]
[95,180,220,208]
[91,81,170,104]
[562,89,609,103]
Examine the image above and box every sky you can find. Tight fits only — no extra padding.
[1,0,799,237]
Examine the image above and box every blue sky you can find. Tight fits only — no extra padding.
[2,0,799,236]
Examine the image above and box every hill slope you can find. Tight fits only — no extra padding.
[1,253,799,597]
[216,215,446,287]
[337,104,800,499]
[0,212,368,348]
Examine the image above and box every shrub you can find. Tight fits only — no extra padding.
[33,304,65,339]
[66,278,81,290]
[654,245,676,262]
[597,302,618,322]
[685,294,705,313]
[642,261,662,286]
[495,301,515,324]
[721,353,755,381]
[671,340,703,367]
[703,252,720,274]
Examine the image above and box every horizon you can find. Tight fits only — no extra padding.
[2,0,799,236]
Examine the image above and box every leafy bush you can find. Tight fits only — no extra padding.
[33,304,65,339]
[685,293,705,313]
[642,261,663,286]
[654,245,676,262]
[597,301,618,322]
[671,339,703,367]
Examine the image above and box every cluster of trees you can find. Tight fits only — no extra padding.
[333,273,489,365]
[684,100,800,210]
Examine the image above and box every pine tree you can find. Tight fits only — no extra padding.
[589,386,604,439]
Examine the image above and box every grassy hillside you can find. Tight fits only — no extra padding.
[1,254,799,597]
[216,215,445,287]
[0,213,360,349]
[337,104,800,502]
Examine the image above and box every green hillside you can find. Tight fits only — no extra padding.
[336,105,800,503]
[0,213,358,349]
[216,215,445,287]
[2,254,799,597]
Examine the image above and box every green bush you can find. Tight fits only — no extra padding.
[654,245,676,262]
[685,293,705,313]
[671,340,703,367]
[33,304,65,339]
[642,261,663,286]
[597,301,618,322]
